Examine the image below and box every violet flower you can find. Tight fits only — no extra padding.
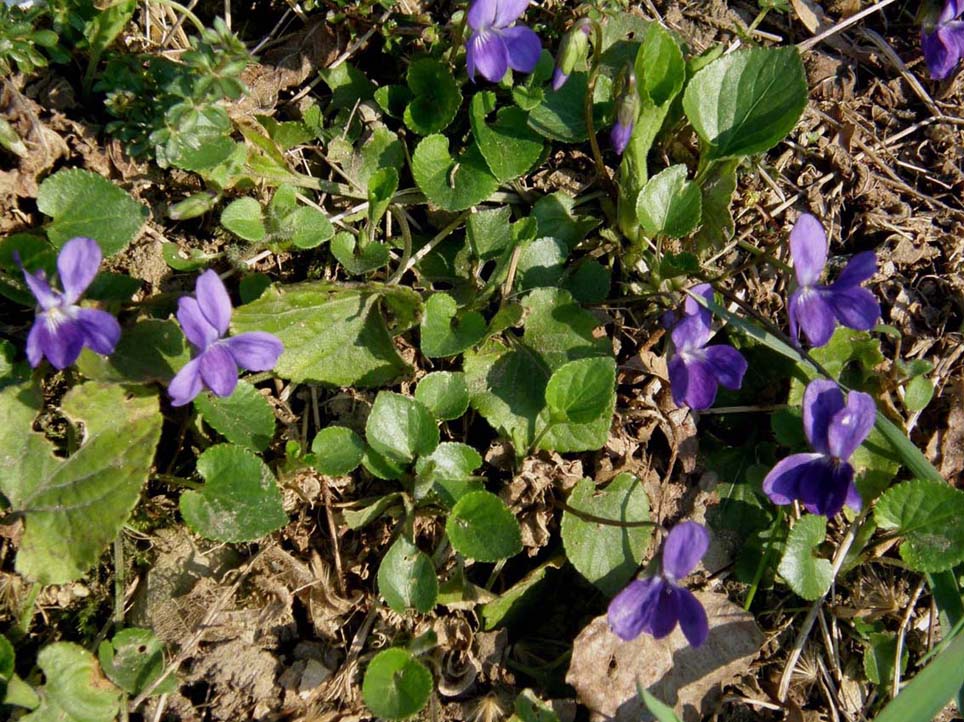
[21,236,120,370]
[552,19,591,91]
[788,214,880,348]
[169,270,283,406]
[610,65,638,155]
[763,379,874,518]
[921,0,964,80]
[608,521,710,647]
[668,284,748,410]
[465,0,541,84]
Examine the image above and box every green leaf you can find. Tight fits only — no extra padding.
[0,382,162,585]
[98,628,175,697]
[180,444,288,543]
[310,426,365,476]
[161,241,217,271]
[516,236,567,291]
[778,514,832,600]
[545,357,617,424]
[469,91,543,182]
[872,632,964,722]
[362,648,432,720]
[693,158,738,250]
[195,381,276,452]
[467,205,514,259]
[635,23,685,107]
[510,689,562,722]
[874,480,964,572]
[414,371,470,421]
[37,168,148,255]
[368,167,399,226]
[343,493,403,530]
[366,391,439,466]
[640,687,684,722]
[528,72,603,142]
[375,84,412,118]
[411,134,499,211]
[564,260,611,304]
[446,490,522,562]
[904,375,934,412]
[532,192,600,250]
[481,556,564,630]
[330,232,390,275]
[560,474,651,595]
[682,47,807,160]
[377,536,439,613]
[76,319,190,384]
[404,58,462,135]
[420,292,487,358]
[221,197,266,242]
[0,633,39,710]
[285,206,334,249]
[319,61,374,111]
[414,442,483,508]
[635,164,702,238]
[863,632,906,690]
[23,642,121,722]
[232,282,416,386]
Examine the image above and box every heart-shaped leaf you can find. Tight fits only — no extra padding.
[404,58,462,135]
[545,357,617,425]
[446,490,522,562]
[561,473,651,595]
[635,164,702,238]
[311,426,366,476]
[420,292,487,358]
[194,381,276,452]
[683,46,807,160]
[414,371,470,421]
[77,319,190,384]
[180,444,287,542]
[330,232,390,275]
[368,167,399,226]
[469,91,543,182]
[27,643,121,722]
[362,648,432,720]
[411,134,499,211]
[414,442,483,507]
[875,480,964,572]
[778,514,832,600]
[377,536,439,613]
[0,381,162,584]
[98,628,175,697]
[365,391,439,466]
[220,197,266,242]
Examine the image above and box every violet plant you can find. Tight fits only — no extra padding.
[465,0,541,83]
[920,0,964,79]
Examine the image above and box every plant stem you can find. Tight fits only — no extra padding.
[744,507,784,610]
[388,210,470,283]
[584,20,614,200]
[113,534,126,628]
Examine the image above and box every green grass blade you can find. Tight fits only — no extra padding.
[872,631,964,722]
[637,684,683,722]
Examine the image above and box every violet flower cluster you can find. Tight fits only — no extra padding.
[20,240,282,407]
[921,0,964,80]
[667,284,748,411]
[608,521,710,647]
[465,0,541,84]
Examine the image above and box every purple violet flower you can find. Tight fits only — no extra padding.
[921,0,964,80]
[610,120,633,155]
[608,521,710,647]
[552,19,591,91]
[21,236,121,370]
[465,0,541,84]
[610,65,638,155]
[168,270,283,406]
[668,284,748,410]
[763,379,874,518]
[788,214,880,348]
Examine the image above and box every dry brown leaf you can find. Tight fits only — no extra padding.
[566,591,762,722]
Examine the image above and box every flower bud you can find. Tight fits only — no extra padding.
[552,19,591,91]
[168,192,219,221]
[610,64,638,155]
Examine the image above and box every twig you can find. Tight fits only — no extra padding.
[778,508,870,701]
[796,0,899,52]
[893,577,927,698]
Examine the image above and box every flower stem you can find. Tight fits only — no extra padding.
[743,506,784,610]
[583,20,615,200]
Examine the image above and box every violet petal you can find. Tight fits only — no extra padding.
[608,578,661,641]
[75,308,121,356]
[832,251,876,288]
[198,344,238,397]
[39,318,85,370]
[704,344,747,391]
[668,354,690,409]
[789,213,827,287]
[177,297,219,351]
[491,0,530,28]
[827,390,876,460]
[802,378,843,455]
[662,521,709,580]
[683,283,714,327]
[223,331,284,371]
[467,0,499,30]
[922,28,957,79]
[551,67,568,91]
[467,31,509,83]
[793,289,836,347]
[679,357,719,410]
[762,453,827,506]
[671,312,711,353]
[195,269,232,336]
[501,25,541,73]
[675,587,709,648]
[645,583,680,639]
[57,237,101,304]
[22,269,58,311]
[799,459,853,517]
[610,119,633,155]
[825,286,880,332]
[26,321,44,368]
[846,480,863,511]
[168,357,203,407]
